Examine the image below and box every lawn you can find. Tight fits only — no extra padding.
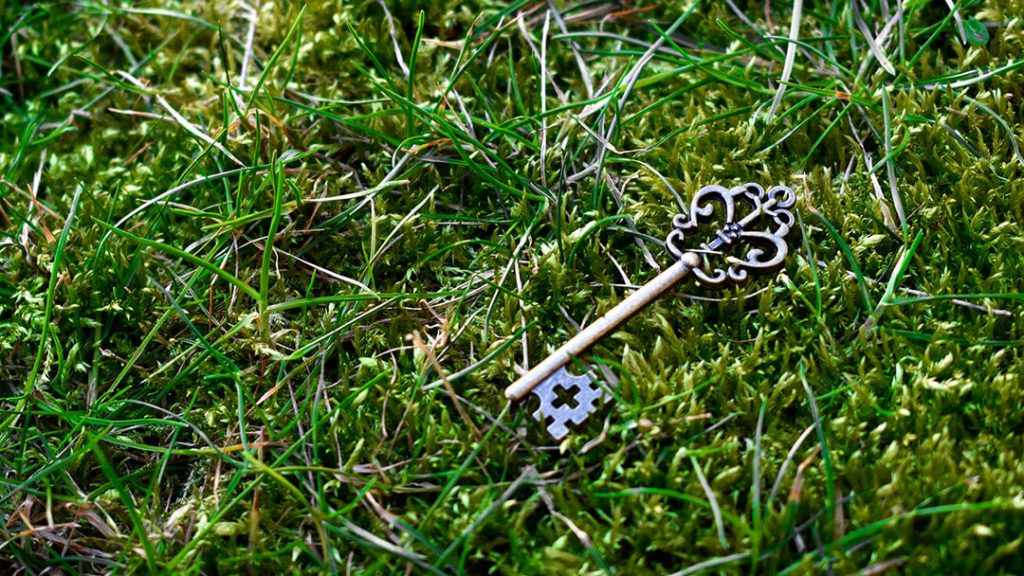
[2,0,1024,573]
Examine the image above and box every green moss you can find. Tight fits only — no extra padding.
[2,0,1024,573]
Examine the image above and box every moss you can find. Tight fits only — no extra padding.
[2,0,1024,573]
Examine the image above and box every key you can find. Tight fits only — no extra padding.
[506,182,797,440]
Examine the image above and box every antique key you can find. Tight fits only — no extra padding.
[506,182,796,440]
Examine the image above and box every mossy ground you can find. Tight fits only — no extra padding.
[2,1,1024,574]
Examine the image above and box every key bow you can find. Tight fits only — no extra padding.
[665,183,795,285]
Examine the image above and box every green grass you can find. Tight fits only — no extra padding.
[2,0,1024,573]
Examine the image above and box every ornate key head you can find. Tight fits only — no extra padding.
[665,183,796,285]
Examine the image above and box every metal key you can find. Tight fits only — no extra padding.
[506,182,797,440]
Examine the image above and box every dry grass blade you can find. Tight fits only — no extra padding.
[767,0,803,120]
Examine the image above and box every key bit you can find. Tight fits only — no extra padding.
[531,367,607,440]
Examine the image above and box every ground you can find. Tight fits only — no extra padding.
[2,0,1024,574]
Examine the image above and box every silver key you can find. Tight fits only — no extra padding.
[507,183,797,440]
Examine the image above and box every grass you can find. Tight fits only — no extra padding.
[2,0,1024,573]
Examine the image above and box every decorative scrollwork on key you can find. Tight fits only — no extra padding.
[531,367,609,440]
[665,183,796,286]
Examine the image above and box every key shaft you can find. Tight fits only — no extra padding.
[504,251,701,400]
